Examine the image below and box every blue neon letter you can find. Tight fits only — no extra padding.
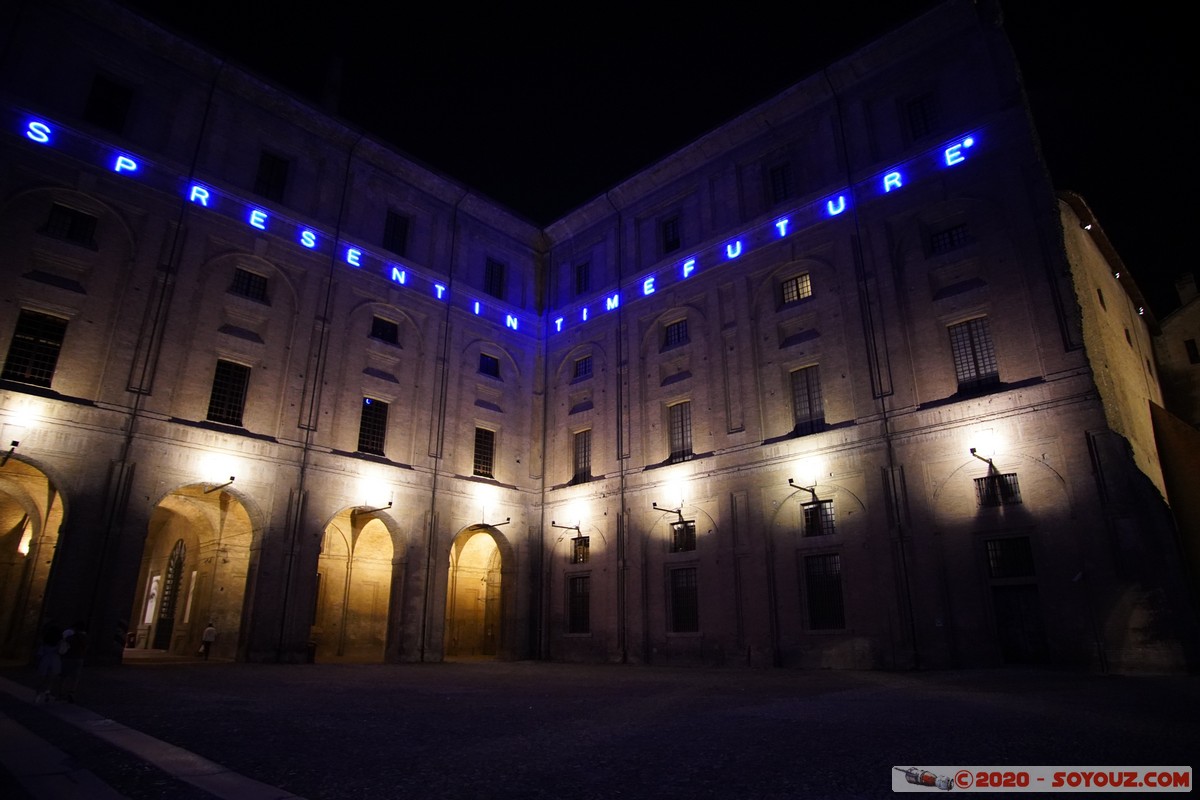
[473,301,481,315]
[681,258,696,279]
[582,307,589,322]
[26,120,51,144]
[506,315,518,330]
[726,240,742,259]
[554,317,564,332]
[605,293,619,311]
[643,277,656,296]
[249,209,268,230]
[113,155,138,173]
[300,230,317,248]
[390,267,407,284]
[883,171,903,192]
[188,185,211,207]
[944,144,965,166]
[346,248,361,267]
[775,218,789,237]
[826,195,846,216]
[434,283,446,299]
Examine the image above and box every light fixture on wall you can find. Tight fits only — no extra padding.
[652,501,685,523]
[551,520,580,534]
[354,500,393,517]
[788,477,819,502]
[484,516,511,527]
[203,476,235,494]
[0,439,18,468]
[968,447,992,465]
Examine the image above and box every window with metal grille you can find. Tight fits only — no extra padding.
[370,316,399,345]
[357,397,388,455]
[484,258,506,300]
[382,210,409,256]
[479,353,501,378]
[663,319,689,349]
[41,203,98,248]
[803,500,835,537]
[781,273,812,305]
[572,355,592,381]
[572,429,591,483]
[229,268,268,303]
[669,567,699,632]
[567,575,590,633]
[804,553,845,629]
[986,537,1036,579]
[206,359,250,426]
[2,309,68,387]
[1186,339,1200,364]
[768,163,792,204]
[661,216,681,254]
[253,151,290,203]
[930,223,971,254]
[575,262,591,296]
[472,427,495,478]
[571,536,590,565]
[905,92,940,140]
[790,365,825,436]
[668,401,693,463]
[670,520,696,553]
[975,473,1021,506]
[83,74,133,134]
[948,317,999,392]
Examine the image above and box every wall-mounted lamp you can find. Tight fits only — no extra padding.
[203,475,235,494]
[788,477,819,502]
[968,447,992,465]
[353,500,393,517]
[484,516,511,528]
[652,501,685,522]
[551,520,581,534]
[0,440,18,468]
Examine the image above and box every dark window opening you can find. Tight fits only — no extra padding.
[768,163,792,204]
[84,74,133,134]
[1186,339,1200,365]
[567,575,590,634]
[254,151,290,203]
[790,365,825,436]
[572,429,591,483]
[668,401,693,463]
[575,262,591,296]
[949,317,999,392]
[484,258,506,300]
[573,356,593,381]
[805,553,845,629]
[2,309,68,387]
[229,268,269,303]
[802,500,835,537]
[661,216,681,254]
[670,520,696,553]
[479,353,501,378]
[357,397,388,455]
[663,319,689,349]
[986,537,1036,579]
[206,359,250,426]
[669,567,699,632]
[930,223,971,254]
[473,427,495,478]
[383,210,410,256]
[41,204,98,248]
[975,473,1022,507]
[905,92,940,141]
[370,316,399,345]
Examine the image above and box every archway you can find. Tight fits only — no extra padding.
[127,485,252,659]
[0,458,64,661]
[444,526,502,658]
[312,508,394,662]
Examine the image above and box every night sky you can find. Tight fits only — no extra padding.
[120,1,1192,319]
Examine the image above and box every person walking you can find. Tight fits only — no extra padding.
[200,621,216,660]
[59,620,89,702]
[34,620,63,702]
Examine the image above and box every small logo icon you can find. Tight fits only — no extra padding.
[894,767,955,791]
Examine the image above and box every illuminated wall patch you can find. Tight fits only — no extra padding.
[25,120,51,144]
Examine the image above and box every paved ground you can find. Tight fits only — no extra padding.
[1,655,1197,799]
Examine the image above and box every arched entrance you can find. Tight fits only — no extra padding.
[128,484,252,659]
[0,458,64,661]
[312,507,394,662]
[444,526,502,658]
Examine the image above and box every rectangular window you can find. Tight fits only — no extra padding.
[930,223,971,254]
[41,203,98,248]
[905,92,940,141]
[206,359,250,426]
[479,353,501,378]
[572,429,592,483]
[790,365,825,436]
[572,355,593,381]
[83,74,133,134]
[382,210,409,256]
[370,316,399,345]
[1186,338,1200,364]
[2,309,68,387]
[229,268,269,303]
[567,575,590,634]
[661,216,681,255]
[472,427,495,478]
[484,258,506,300]
[804,553,845,630]
[670,520,696,553]
[663,319,689,349]
[948,317,1000,392]
[668,401,693,463]
[571,536,590,565]
[975,473,1022,507]
[574,262,591,296]
[986,537,1036,579]
[669,567,699,633]
[357,397,388,455]
[768,163,792,204]
[802,500,835,537]
[253,151,290,203]
[781,273,812,305]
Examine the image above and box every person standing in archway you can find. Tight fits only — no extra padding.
[59,620,89,702]
[200,621,217,660]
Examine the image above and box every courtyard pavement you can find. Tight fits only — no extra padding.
[0,653,1197,799]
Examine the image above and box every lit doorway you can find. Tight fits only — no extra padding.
[312,508,394,662]
[444,527,502,658]
[0,458,64,661]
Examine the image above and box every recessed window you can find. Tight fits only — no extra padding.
[802,500,835,537]
[206,359,250,426]
[668,401,693,464]
[567,575,590,634]
[930,223,971,254]
[357,397,388,455]
[2,309,68,387]
[1185,338,1200,365]
[41,204,98,248]
[229,268,269,303]
[382,210,409,256]
[669,567,699,633]
[83,74,133,134]
[574,262,591,296]
[804,553,845,630]
[904,91,940,141]
[472,427,495,478]
[572,429,592,484]
[975,473,1021,506]
[484,258,506,300]
[663,319,689,349]
[790,365,825,436]
[661,216,681,255]
[253,151,290,203]
[768,163,792,204]
[370,316,399,345]
[948,317,999,392]
[781,273,812,305]
[479,353,501,378]
[670,520,696,553]
[571,536,590,565]
[985,537,1035,579]
[572,355,593,381]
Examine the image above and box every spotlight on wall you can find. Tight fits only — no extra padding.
[787,477,819,502]
[354,500,393,516]
[0,440,18,468]
[551,520,581,534]
[652,501,685,522]
[969,447,992,464]
[203,476,235,494]
[484,516,511,528]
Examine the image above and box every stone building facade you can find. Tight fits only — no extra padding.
[1,0,1196,672]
